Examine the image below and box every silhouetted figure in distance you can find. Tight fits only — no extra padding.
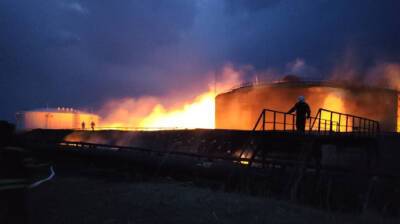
[287,96,311,132]
[81,121,85,130]
[91,121,95,131]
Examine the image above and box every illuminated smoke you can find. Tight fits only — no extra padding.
[98,65,243,129]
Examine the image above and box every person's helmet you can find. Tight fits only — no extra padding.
[298,96,305,102]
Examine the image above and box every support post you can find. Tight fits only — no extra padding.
[318,114,321,132]
[262,110,265,131]
[283,114,286,131]
[292,114,295,131]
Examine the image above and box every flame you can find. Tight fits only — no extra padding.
[99,65,242,130]
[321,93,346,131]
[138,92,215,129]
[233,149,253,165]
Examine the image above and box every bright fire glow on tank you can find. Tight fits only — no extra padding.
[321,93,346,131]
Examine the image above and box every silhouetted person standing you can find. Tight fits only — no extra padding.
[287,96,311,132]
[81,121,85,130]
[91,121,95,131]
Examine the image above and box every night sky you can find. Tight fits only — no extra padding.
[1,0,400,122]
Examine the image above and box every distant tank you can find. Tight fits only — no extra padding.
[15,107,100,130]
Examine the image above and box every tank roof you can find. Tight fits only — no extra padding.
[221,80,399,96]
[17,107,98,116]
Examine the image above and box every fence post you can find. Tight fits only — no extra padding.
[262,110,265,131]
[273,111,276,131]
[292,114,295,131]
[283,113,286,131]
[363,119,367,133]
[318,113,321,132]
[368,120,371,134]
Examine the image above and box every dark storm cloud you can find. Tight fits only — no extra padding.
[74,1,195,65]
[0,0,197,120]
[219,0,400,76]
[1,0,400,121]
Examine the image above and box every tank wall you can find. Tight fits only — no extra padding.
[23,112,49,129]
[216,85,398,131]
[398,94,400,132]
[19,111,100,130]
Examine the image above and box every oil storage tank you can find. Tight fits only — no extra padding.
[16,107,100,130]
[216,79,399,132]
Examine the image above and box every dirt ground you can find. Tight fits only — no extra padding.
[27,175,398,224]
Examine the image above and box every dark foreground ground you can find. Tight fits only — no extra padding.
[27,169,398,224]
[1,128,399,223]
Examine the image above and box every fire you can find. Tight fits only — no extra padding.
[99,65,242,130]
[138,92,215,129]
[321,92,346,131]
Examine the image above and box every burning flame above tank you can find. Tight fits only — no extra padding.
[99,65,242,130]
[321,92,346,131]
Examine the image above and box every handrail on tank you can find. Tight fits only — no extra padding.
[309,108,380,134]
[253,108,380,135]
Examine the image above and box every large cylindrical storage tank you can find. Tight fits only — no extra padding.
[216,81,399,132]
[16,108,100,130]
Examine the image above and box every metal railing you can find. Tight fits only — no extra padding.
[73,127,191,131]
[253,108,380,135]
[253,109,298,131]
[310,109,380,134]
